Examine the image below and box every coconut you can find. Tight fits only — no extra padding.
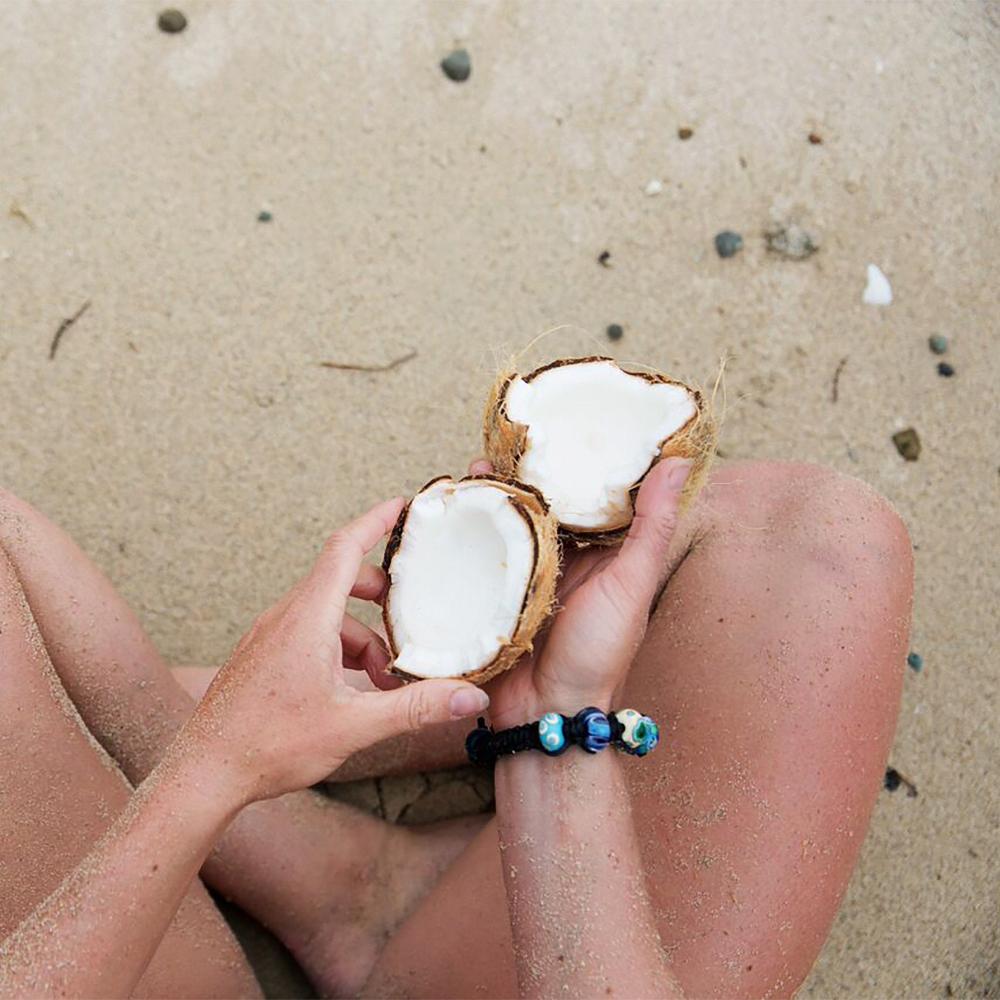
[382,475,559,684]
[484,356,716,542]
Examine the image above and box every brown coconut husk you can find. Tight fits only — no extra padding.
[382,474,560,685]
[483,355,719,545]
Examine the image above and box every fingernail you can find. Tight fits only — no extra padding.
[664,458,693,490]
[450,687,490,718]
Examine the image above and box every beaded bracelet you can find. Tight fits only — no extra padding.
[465,707,659,767]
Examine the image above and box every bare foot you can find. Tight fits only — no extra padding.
[292,812,490,997]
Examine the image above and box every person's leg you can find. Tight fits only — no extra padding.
[0,548,260,998]
[0,486,482,996]
[362,460,913,998]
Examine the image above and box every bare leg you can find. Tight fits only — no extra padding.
[362,461,913,998]
[0,548,260,998]
[0,488,483,997]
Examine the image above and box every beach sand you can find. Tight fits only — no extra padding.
[1,1,997,995]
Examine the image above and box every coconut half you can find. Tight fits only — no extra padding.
[382,476,559,684]
[484,356,716,541]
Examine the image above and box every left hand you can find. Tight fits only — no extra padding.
[470,458,692,728]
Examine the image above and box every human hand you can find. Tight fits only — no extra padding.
[184,497,490,805]
[468,458,692,728]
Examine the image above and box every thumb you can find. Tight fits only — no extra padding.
[605,458,692,600]
[357,679,490,746]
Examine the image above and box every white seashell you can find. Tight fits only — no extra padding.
[863,263,892,306]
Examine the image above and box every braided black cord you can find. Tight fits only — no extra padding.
[493,722,540,756]
[467,709,635,765]
[607,712,625,746]
[466,717,540,767]
[464,718,497,766]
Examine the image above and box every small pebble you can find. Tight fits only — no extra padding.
[677,126,694,140]
[808,132,824,144]
[883,766,918,797]
[714,231,743,258]
[765,223,819,260]
[157,8,187,33]
[937,362,955,378]
[928,334,948,354]
[644,178,664,196]
[440,49,471,82]
[257,210,273,223]
[606,324,624,342]
[597,250,612,268]
[907,652,924,673]
[892,427,921,462]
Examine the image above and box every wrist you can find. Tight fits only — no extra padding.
[490,687,615,730]
[161,720,255,818]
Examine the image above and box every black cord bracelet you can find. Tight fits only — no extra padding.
[466,708,660,767]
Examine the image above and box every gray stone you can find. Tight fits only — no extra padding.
[441,49,471,82]
[714,230,743,258]
[157,8,187,33]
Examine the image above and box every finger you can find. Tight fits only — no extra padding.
[341,614,390,669]
[342,651,404,689]
[355,680,490,746]
[301,496,405,627]
[601,458,692,604]
[468,458,493,476]
[350,563,388,604]
[340,614,401,688]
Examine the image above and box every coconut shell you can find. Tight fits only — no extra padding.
[483,355,718,544]
[382,475,560,686]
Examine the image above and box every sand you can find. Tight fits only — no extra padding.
[1,0,997,995]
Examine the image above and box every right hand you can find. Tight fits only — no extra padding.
[184,497,490,806]
[467,458,691,728]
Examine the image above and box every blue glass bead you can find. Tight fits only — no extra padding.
[576,708,611,753]
[615,709,660,756]
[537,712,566,755]
[632,717,659,756]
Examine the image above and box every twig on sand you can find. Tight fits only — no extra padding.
[831,356,848,403]
[319,349,417,373]
[9,201,34,227]
[49,300,91,360]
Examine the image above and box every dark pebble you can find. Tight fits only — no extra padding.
[884,767,902,792]
[257,210,273,223]
[677,126,694,140]
[907,652,924,673]
[714,230,743,258]
[928,334,948,355]
[157,8,187,33]
[937,362,955,377]
[892,427,921,461]
[808,132,823,144]
[598,250,611,268]
[440,49,471,82]
[606,323,624,342]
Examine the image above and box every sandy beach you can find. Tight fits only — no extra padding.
[1,1,997,995]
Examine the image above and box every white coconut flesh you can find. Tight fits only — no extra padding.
[505,360,698,530]
[386,480,536,678]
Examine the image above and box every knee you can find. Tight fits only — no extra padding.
[707,460,913,579]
